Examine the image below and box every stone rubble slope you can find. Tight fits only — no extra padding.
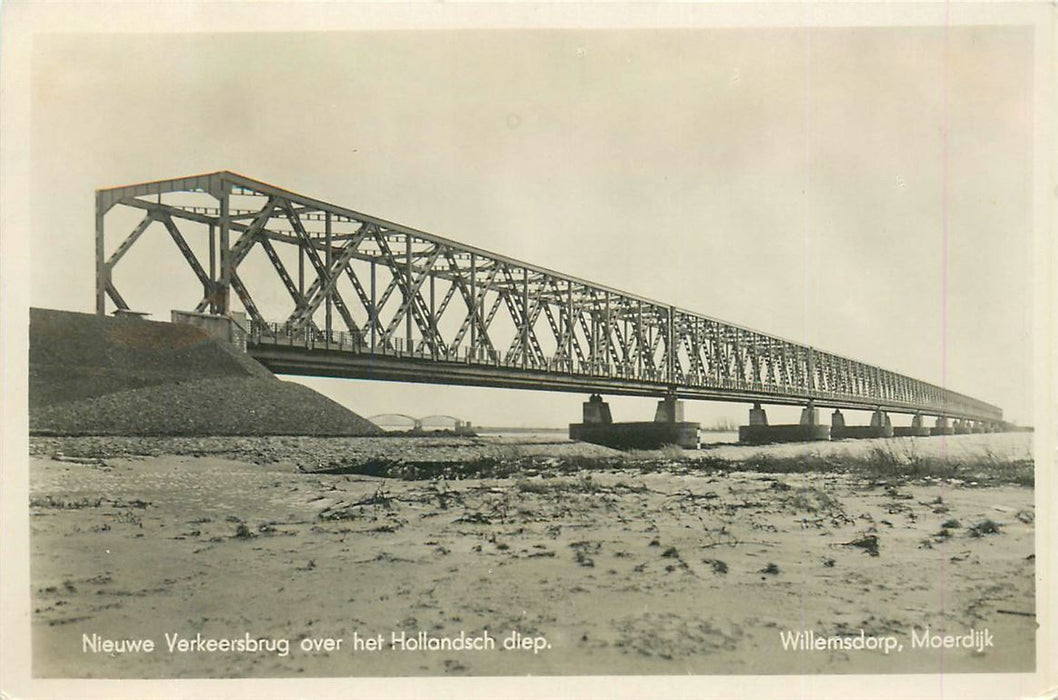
[29,308,380,437]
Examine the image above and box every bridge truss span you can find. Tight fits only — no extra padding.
[94,171,1002,422]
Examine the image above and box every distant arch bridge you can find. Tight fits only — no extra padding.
[369,413,472,433]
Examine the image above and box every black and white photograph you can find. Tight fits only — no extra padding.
[1,3,1054,699]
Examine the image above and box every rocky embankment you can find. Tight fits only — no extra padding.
[29,308,380,436]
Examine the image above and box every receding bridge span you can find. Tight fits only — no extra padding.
[95,171,1002,425]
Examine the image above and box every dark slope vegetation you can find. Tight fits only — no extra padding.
[30,308,380,436]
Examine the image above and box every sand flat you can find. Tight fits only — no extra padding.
[29,434,1035,677]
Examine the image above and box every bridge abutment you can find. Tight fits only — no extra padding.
[172,310,248,352]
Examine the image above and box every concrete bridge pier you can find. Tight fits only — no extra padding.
[749,402,768,426]
[800,401,820,426]
[953,419,971,435]
[831,407,894,439]
[871,409,895,437]
[581,394,612,425]
[931,416,954,436]
[739,401,830,444]
[894,412,932,437]
[570,394,699,450]
[654,395,684,423]
[972,421,987,434]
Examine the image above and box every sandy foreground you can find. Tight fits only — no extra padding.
[28,433,1036,677]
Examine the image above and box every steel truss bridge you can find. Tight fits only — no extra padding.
[95,171,1002,424]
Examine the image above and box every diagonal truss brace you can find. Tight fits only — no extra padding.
[286,224,373,331]
[279,200,360,337]
[159,214,212,299]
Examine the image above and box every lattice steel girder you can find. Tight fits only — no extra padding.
[271,200,357,336]
[287,224,371,329]
[379,242,444,350]
[95,172,1004,422]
